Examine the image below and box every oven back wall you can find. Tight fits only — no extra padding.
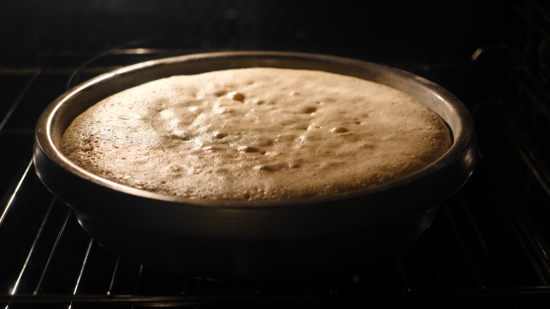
[1,0,520,67]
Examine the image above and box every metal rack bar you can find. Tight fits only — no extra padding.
[443,204,485,290]
[33,209,73,295]
[73,239,94,295]
[394,253,410,292]
[421,234,445,288]
[4,287,550,305]
[129,265,144,309]
[38,48,189,57]
[10,197,56,295]
[65,36,161,90]
[0,160,33,227]
[134,265,144,294]
[107,256,121,296]
[68,238,93,309]
[456,192,507,286]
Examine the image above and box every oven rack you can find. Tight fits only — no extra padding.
[1,50,550,308]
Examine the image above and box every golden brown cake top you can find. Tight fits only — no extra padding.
[60,68,452,201]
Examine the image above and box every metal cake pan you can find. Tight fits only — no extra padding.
[33,51,477,279]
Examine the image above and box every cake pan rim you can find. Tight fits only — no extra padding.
[34,50,475,209]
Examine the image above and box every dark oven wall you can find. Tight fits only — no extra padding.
[2,0,520,67]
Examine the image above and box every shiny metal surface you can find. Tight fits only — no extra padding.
[33,51,477,278]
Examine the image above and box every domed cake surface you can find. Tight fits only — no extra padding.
[60,68,452,201]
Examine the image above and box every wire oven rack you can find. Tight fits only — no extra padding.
[1,45,550,308]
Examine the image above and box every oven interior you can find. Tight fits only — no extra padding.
[1,0,550,307]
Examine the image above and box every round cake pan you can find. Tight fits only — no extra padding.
[34,51,477,279]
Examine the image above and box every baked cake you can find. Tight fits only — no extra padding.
[60,68,452,201]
